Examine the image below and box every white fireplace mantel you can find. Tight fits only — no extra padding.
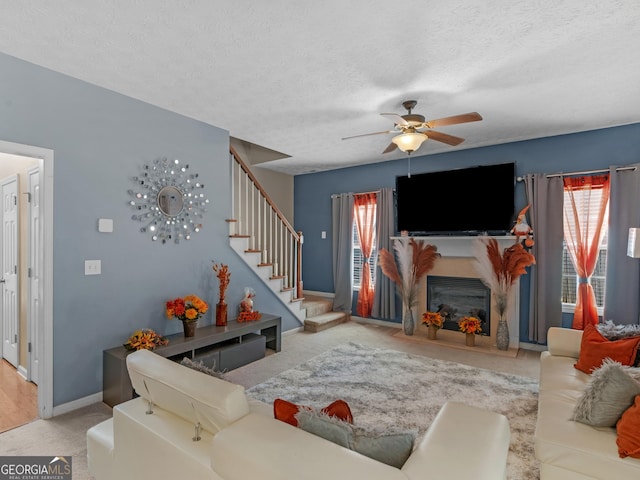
[390,235,517,258]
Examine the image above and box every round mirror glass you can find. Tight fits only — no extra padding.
[157,186,184,217]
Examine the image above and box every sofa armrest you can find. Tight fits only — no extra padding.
[401,402,510,480]
[547,327,583,359]
[86,418,114,480]
[126,349,250,434]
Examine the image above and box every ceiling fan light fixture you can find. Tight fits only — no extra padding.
[392,132,428,153]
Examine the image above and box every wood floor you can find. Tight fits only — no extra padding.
[0,359,38,433]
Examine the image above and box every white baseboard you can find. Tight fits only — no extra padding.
[52,392,104,417]
[518,342,548,352]
[283,326,304,336]
[303,290,334,299]
[352,316,401,328]
[17,365,28,380]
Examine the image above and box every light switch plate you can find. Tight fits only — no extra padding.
[85,260,101,275]
[98,218,113,233]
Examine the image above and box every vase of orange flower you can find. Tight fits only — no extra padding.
[166,295,209,337]
[212,262,231,326]
[422,311,443,340]
[459,316,482,347]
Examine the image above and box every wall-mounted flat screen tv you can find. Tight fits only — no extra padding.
[395,162,515,235]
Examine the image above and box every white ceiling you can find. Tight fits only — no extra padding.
[1,1,639,175]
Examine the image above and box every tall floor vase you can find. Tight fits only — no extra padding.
[403,308,415,336]
[496,318,510,351]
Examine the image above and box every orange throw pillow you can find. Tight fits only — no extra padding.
[574,324,640,374]
[274,398,353,426]
[321,399,354,424]
[616,395,640,459]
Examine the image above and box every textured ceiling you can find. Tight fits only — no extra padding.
[1,1,639,175]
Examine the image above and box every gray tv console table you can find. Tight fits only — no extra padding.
[102,314,281,407]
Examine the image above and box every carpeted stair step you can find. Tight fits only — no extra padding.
[301,295,334,317]
[304,311,350,333]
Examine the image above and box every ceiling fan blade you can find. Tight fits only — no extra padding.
[342,130,394,140]
[424,130,465,146]
[380,113,408,126]
[382,142,398,154]
[425,112,483,128]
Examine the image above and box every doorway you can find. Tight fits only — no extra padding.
[0,140,53,422]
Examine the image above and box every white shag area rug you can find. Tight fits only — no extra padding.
[247,342,539,480]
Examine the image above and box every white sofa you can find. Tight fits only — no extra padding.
[535,327,640,479]
[87,349,511,480]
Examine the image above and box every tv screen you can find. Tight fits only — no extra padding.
[395,163,515,235]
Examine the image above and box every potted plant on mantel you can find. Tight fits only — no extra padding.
[378,238,440,336]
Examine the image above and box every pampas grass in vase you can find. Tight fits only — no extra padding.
[378,238,440,336]
[473,237,535,350]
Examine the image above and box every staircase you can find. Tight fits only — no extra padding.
[301,295,350,332]
[228,232,306,322]
[228,147,348,332]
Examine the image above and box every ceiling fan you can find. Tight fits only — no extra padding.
[343,100,483,155]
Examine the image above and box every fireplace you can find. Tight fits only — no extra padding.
[426,276,491,336]
[396,235,520,350]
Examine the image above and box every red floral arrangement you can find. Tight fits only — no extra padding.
[166,295,209,323]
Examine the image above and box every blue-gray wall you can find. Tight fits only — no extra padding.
[0,52,298,406]
[294,123,640,343]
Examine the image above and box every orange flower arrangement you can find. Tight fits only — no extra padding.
[238,311,262,323]
[166,295,209,323]
[459,316,483,335]
[212,262,231,302]
[123,328,168,351]
[422,311,443,329]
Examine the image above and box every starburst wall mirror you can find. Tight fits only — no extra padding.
[129,157,209,244]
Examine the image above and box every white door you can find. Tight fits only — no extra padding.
[27,168,41,384]
[1,175,19,368]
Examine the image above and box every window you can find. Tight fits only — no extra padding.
[561,181,609,314]
[352,209,377,290]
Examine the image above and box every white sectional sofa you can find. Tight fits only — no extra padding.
[87,349,511,480]
[535,327,640,479]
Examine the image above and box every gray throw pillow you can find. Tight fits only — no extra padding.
[180,357,227,380]
[571,358,640,427]
[598,321,640,366]
[296,410,416,468]
[350,430,416,468]
[598,320,640,340]
[296,410,352,448]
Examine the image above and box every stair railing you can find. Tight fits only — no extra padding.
[230,146,303,300]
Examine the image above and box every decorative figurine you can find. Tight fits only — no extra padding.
[511,204,534,248]
[240,287,256,313]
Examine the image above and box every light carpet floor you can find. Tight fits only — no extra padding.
[0,320,541,479]
[246,341,539,480]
